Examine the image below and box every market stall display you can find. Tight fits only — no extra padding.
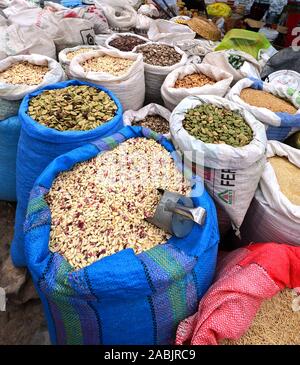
[11,80,123,268]
[24,127,219,345]
[1,0,300,347]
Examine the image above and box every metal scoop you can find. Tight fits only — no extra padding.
[146,189,206,238]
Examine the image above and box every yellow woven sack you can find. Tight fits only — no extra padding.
[207,3,232,18]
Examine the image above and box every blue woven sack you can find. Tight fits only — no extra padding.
[24,126,219,345]
[0,116,21,201]
[11,79,123,267]
[228,77,300,141]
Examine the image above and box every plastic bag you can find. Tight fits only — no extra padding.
[147,19,195,45]
[241,141,300,246]
[135,13,153,34]
[24,126,219,344]
[266,70,300,92]
[95,0,137,31]
[58,45,101,78]
[207,2,232,18]
[11,80,124,268]
[261,48,300,80]
[202,50,261,83]
[123,103,171,139]
[138,4,159,18]
[69,49,145,111]
[0,24,56,60]
[161,63,233,111]
[0,116,20,201]
[227,78,300,141]
[133,42,187,105]
[215,29,272,60]
[170,95,267,232]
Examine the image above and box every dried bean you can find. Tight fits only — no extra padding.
[0,61,49,85]
[183,104,253,147]
[132,115,169,134]
[109,35,147,52]
[28,85,117,131]
[135,44,182,67]
[174,73,215,89]
[81,55,134,76]
[47,138,191,269]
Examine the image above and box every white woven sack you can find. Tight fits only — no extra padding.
[0,54,65,120]
[170,95,267,232]
[133,42,187,105]
[69,48,145,111]
[95,0,137,31]
[105,32,149,51]
[58,45,102,78]
[123,103,171,139]
[241,141,300,246]
[0,24,56,61]
[95,33,113,47]
[227,78,300,138]
[202,50,261,83]
[161,63,233,111]
[54,18,96,54]
[147,19,195,45]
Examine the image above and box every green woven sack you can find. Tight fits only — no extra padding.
[215,29,271,60]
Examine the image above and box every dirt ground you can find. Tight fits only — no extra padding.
[0,201,50,345]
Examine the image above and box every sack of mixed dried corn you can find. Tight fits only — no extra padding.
[123,103,171,139]
[69,48,145,111]
[176,243,300,345]
[241,141,300,246]
[24,127,219,345]
[0,54,65,202]
[170,95,267,234]
[227,78,300,141]
[161,63,233,111]
[11,80,123,268]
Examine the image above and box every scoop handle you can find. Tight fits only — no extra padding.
[165,200,207,226]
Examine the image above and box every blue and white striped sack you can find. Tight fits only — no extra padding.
[227,77,300,141]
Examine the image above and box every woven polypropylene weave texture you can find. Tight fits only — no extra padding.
[24,127,219,345]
